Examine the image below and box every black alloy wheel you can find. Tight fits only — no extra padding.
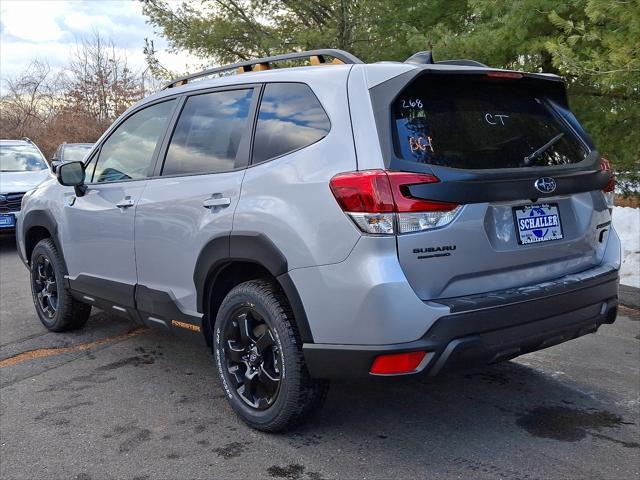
[213,279,329,432]
[33,254,58,319]
[222,306,282,409]
[29,238,91,332]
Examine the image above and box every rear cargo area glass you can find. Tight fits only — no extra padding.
[392,76,589,169]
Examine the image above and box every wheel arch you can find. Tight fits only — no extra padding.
[21,210,66,268]
[194,233,313,346]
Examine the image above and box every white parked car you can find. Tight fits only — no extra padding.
[0,139,51,230]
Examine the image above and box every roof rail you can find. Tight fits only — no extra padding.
[21,137,34,144]
[163,49,363,90]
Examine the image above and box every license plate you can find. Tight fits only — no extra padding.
[513,203,563,245]
[0,214,15,228]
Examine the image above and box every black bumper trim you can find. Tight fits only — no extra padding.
[303,270,619,379]
[436,268,618,314]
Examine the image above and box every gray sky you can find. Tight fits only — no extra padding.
[0,0,197,85]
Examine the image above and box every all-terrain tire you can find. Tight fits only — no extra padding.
[30,238,91,332]
[213,279,329,432]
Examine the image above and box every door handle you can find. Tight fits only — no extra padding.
[116,196,135,209]
[203,196,231,209]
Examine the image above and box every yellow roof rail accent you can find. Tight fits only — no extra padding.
[310,55,345,66]
[164,49,363,88]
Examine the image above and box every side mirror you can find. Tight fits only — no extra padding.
[57,161,87,196]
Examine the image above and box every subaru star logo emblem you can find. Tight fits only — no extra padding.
[0,195,6,203]
[534,177,556,194]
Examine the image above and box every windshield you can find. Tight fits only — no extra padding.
[392,76,589,169]
[62,144,93,162]
[0,144,48,172]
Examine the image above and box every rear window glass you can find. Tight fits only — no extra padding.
[252,83,330,164]
[392,77,589,169]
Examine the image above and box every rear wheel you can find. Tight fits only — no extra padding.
[213,279,328,432]
[30,238,91,332]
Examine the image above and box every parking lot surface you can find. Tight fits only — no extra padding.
[1,234,638,480]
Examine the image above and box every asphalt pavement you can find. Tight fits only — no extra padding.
[0,233,638,480]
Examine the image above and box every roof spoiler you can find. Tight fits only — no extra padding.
[405,51,488,68]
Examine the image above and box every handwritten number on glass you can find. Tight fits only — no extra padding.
[409,136,434,153]
[402,98,423,109]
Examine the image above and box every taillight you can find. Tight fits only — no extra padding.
[327,170,394,213]
[329,170,461,235]
[386,172,453,211]
[600,158,615,210]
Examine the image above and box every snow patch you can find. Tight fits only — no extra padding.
[613,206,639,287]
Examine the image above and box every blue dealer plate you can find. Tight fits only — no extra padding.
[514,203,563,245]
[0,214,16,228]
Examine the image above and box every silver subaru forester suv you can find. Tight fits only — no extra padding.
[17,50,621,431]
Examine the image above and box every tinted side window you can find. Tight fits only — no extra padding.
[252,83,330,164]
[162,89,253,176]
[92,100,175,183]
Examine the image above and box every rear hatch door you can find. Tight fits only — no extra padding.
[369,68,612,300]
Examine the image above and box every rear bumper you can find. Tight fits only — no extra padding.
[303,267,619,378]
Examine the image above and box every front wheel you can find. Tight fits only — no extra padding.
[213,279,328,432]
[30,238,91,332]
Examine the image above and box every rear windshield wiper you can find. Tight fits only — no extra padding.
[524,133,564,165]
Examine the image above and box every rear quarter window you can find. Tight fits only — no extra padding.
[392,77,589,169]
[162,89,254,176]
[252,83,330,164]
